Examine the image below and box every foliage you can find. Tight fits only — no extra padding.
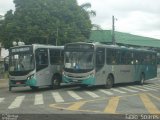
[0,0,94,48]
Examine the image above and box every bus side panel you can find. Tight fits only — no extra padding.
[50,65,62,80]
[144,65,157,80]
[95,64,109,85]
[113,65,135,84]
[133,64,143,82]
[133,64,156,82]
[36,66,50,86]
[95,65,135,85]
[102,65,114,84]
[30,65,62,87]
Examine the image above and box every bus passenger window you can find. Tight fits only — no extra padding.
[111,56,116,64]
[106,49,117,65]
[50,49,61,65]
[37,53,48,65]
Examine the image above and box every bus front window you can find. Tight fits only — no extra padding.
[64,51,94,72]
[9,53,34,72]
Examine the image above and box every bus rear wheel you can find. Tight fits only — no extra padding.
[105,75,114,89]
[52,75,61,89]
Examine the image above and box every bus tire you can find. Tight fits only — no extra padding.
[52,75,61,89]
[105,75,114,89]
[139,74,145,85]
[30,86,38,90]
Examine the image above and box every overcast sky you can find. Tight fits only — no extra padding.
[0,0,160,39]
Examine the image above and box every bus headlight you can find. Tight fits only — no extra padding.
[89,73,95,78]
[63,71,67,77]
[27,74,34,80]
[89,70,95,78]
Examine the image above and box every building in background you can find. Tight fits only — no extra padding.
[88,30,160,66]
[89,30,160,53]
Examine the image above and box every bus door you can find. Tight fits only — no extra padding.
[49,49,63,79]
[35,48,50,86]
[95,48,106,85]
[133,52,142,81]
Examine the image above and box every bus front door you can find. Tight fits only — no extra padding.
[35,48,50,86]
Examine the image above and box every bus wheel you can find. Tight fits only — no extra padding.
[139,74,145,85]
[52,75,61,89]
[105,75,114,89]
[30,86,38,90]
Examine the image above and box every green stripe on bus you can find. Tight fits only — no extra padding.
[26,78,37,86]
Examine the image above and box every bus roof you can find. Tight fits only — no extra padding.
[65,42,156,53]
[10,44,64,50]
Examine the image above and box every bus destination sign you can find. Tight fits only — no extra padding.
[11,46,32,53]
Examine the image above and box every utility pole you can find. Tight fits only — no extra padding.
[112,16,116,45]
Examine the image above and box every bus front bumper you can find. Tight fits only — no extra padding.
[62,75,95,85]
[9,78,37,87]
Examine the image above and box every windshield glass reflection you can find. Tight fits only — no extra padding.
[64,51,94,70]
[9,53,34,72]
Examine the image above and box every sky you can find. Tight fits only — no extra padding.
[0,0,160,39]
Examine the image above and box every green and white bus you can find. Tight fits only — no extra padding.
[9,44,64,91]
[63,42,157,88]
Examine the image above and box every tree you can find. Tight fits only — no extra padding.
[80,3,102,30]
[1,0,94,48]
[80,2,96,17]
[0,15,4,43]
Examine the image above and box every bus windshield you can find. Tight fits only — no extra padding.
[9,53,35,73]
[64,51,94,73]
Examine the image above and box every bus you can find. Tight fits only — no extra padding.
[9,44,64,91]
[62,42,157,88]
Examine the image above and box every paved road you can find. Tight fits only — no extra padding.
[0,78,160,120]
[0,78,160,115]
